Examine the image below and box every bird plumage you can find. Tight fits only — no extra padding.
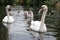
[30,5,48,32]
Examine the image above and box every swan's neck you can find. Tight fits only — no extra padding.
[41,9,48,23]
[6,8,10,22]
[6,8,9,16]
[39,9,48,29]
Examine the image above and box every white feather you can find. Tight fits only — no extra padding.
[3,16,14,23]
[30,20,47,32]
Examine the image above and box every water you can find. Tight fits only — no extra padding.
[8,10,34,40]
[0,6,60,40]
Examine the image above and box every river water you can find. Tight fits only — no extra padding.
[0,6,60,40]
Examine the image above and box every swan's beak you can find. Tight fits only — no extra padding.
[40,7,44,12]
[39,7,43,13]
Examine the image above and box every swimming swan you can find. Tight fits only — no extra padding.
[30,5,48,32]
[24,9,34,19]
[3,5,14,23]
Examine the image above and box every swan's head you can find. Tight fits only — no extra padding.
[6,5,11,9]
[39,5,48,12]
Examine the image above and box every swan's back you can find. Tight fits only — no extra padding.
[30,20,47,32]
[3,16,14,23]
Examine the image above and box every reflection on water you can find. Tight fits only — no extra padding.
[0,6,60,40]
[3,23,12,27]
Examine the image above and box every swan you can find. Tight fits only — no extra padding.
[30,5,48,32]
[24,9,34,25]
[24,10,28,19]
[3,5,14,23]
[24,9,34,19]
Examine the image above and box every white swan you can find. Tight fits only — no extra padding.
[24,9,34,18]
[30,5,48,32]
[24,10,34,25]
[3,5,14,23]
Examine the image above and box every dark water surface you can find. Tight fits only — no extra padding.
[0,6,60,40]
